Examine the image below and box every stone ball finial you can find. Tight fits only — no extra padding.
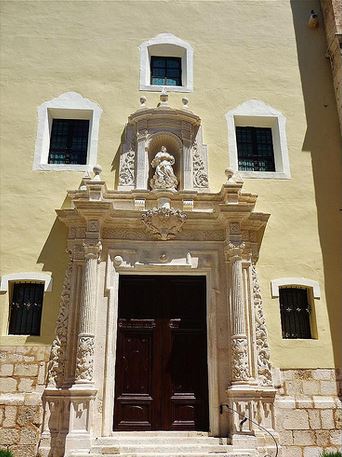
[225,168,235,183]
[93,164,102,181]
[182,97,189,109]
[140,96,147,108]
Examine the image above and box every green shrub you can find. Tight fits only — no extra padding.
[0,449,14,457]
[321,452,342,457]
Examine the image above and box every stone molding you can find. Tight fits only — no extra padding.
[0,272,53,293]
[271,277,321,298]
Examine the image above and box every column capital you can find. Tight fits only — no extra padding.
[83,240,102,261]
[224,241,245,261]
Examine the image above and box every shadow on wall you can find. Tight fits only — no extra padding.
[37,210,69,457]
[37,217,68,341]
[290,0,342,369]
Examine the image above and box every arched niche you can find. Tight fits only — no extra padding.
[146,132,183,190]
[118,94,209,192]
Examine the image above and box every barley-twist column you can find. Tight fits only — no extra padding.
[226,241,251,383]
[75,241,102,383]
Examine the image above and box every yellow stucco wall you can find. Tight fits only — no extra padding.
[0,1,341,368]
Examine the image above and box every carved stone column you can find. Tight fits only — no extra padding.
[226,241,251,383]
[75,241,102,383]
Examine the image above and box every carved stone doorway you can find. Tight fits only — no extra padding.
[113,275,209,431]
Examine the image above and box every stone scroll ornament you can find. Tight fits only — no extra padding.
[75,335,95,382]
[192,142,208,188]
[47,251,73,387]
[150,146,178,191]
[119,148,135,186]
[252,265,272,385]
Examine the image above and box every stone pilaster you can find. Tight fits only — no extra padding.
[75,241,102,384]
[225,241,251,383]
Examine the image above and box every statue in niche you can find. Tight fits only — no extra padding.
[150,146,178,191]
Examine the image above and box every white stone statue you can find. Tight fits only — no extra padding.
[150,146,178,191]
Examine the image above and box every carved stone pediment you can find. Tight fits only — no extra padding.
[141,206,187,240]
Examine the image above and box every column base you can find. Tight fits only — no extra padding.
[38,385,97,457]
[225,384,278,454]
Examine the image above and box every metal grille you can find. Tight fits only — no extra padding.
[9,283,44,335]
[48,119,89,164]
[279,288,312,339]
[236,126,275,172]
[150,56,182,86]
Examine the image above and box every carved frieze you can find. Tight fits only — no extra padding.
[192,142,208,188]
[119,148,135,186]
[252,265,273,386]
[47,251,73,387]
[141,207,187,240]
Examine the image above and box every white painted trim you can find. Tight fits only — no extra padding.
[271,277,321,299]
[226,100,291,179]
[0,272,53,292]
[33,92,102,171]
[139,33,193,92]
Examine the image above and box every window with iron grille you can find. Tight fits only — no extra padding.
[150,56,182,86]
[48,119,89,165]
[8,283,44,335]
[279,288,312,339]
[236,126,275,172]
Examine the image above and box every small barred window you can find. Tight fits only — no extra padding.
[236,126,275,172]
[9,283,44,335]
[150,56,182,87]
[48,119,89,165]
[279,287,312,339]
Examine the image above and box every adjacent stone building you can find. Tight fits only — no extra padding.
[0,1,341,456]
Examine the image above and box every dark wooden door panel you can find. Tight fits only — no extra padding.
[114,320,156,430]
[114,275,209,431]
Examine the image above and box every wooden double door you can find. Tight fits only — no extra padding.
[114,275,209,431]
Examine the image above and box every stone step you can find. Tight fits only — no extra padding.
[103,432,211,437]
[72,453,253,457]
[92,444,232,453]
[94,436,227,446]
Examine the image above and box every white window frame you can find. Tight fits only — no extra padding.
[271,277,320,340]
[139,33,193,92]
[271,277,320,299]
[33,92,102,171]
[226,100,291,179]
[0,272,52,336]
[0,272,53,293]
